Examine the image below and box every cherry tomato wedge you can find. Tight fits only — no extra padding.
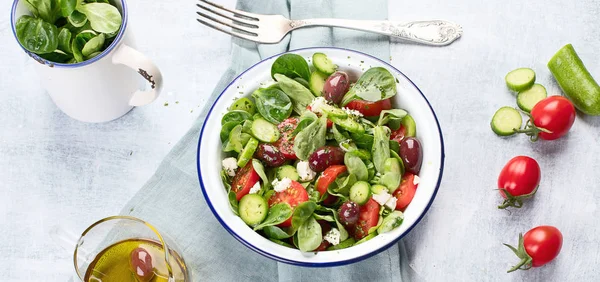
[268,180,309,227]
[393,173,418,211]
[390,125,407,144]
[354,198,380,240]
[231,162,260,201]
[315,165,347,206]
[274,117,299,160]
[497,156,541,209]
[505,226,563,273]
[517,96,576,141]
[345,98,392,117]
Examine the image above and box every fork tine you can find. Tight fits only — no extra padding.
[196,3,258,28]
[198,0,260,21]
[196,11,258,36]
[196,18,259,42]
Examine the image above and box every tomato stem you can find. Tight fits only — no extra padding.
[504,233,533,273]
[513,118,553,142]
[498,186,538,209]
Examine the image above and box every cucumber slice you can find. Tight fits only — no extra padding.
[239,194,268,226]
[276,165,299,181]
[312,53,337,75]
[349,181,372,205]
[370,184,388,195]
[251,118,280,143]
[491,107,522,136]
[228,97,256,115]
[237,138,259,167]
[401,115,416,137]
[309,71,328,96]
[505,68,536,92]
[517,84,547,112]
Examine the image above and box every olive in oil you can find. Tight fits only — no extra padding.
[84,239,188,282]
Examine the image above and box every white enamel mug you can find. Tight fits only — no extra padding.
[10,0,163,123]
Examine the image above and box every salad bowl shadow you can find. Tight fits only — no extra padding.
[197,47,445,267]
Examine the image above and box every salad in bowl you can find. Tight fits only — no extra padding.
[198,48,443,266]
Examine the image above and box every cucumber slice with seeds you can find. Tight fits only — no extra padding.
[517,84,547,112]
[251,118,280,143]
[239,194,268,226]
[313,53,337,75]
[309,71,328,96]
[506,68,536,92]
[491,107,522,136]
[276,165,299,181]
[349,181,372,205]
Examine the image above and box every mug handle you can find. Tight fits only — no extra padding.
[111,44,163,106]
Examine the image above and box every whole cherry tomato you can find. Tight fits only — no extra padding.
[504,226,563,273]
[516,96,576,141]
[497,156,541,209]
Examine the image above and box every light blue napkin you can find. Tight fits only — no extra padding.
[121,0,412,281]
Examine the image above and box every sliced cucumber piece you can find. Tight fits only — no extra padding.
[251,118,280,143]
[237,138,259,167]
[309,71,328,96]
[329,115,365,134]
[349,181,372,205]
[370,184,388,195]
[277,165,299,181]
[312,53,337,75]
[505,68,536,92]
[402,115,416,137]
[517,84,547,112]
[491,107,522,136]
[239,194,268,226]
[229,97,256,115]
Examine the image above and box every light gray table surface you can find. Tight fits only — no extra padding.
[2,0,600,281]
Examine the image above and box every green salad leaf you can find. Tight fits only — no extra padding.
[291,201,317,231]
[251,88,293,124]
[68,10,88,27]
[81,33,104,57]
[372,126,391,173]
[341,67,397,106]
[274,74,315,115]
[77,2,122,34]
[60,0,77,17]
[271,53,311,81]
[297,216,322,252]
[263,226,293,240]
[15,16,59,54]
[293,116,327,160]
[253,203,293,231]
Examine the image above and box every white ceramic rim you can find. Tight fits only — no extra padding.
[197,47,445,267]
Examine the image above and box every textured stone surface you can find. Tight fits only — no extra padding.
[1,0,600,281]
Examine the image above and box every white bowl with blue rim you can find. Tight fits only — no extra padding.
[197,47,444,267]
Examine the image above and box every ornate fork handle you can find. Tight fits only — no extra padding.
[290,19,463,46]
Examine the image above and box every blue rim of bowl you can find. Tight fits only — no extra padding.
[196,47,445,267]
[10,0,128,68]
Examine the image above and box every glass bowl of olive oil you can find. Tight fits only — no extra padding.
[73,216,189,282]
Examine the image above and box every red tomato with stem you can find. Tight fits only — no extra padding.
[345,98,392,117]
[497,156,541,209]
[354,198,380,240]
[504,226,563,273]
[516,96,576,141]
[315,165,346,206]
[268,180,309,227]
[393,173,418,211]
[231,162,260,201]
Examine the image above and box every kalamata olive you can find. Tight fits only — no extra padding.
[255,143,287,167]
[308,146,345,172]
[399,137,423,175]
[130,247,154,282]
[323,71,350,104]
[338,201,360,226]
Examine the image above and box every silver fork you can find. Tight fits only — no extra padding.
[196,0,462,46]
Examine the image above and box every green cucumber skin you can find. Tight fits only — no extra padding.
[548,44,600,115]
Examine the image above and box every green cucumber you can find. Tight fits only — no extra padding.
[312,53,337,75]
[239,194,268,226]
[349,181,371,205]
[505,68,536,92]
[251,118,280,143]
[517,84,547,112]
[401,115,416,137]
[276,165,299,181]
[237,138,259,167]
[229,97,256,115]
[491,107,522,136]
[309,71,328,96]
[548,44,600,115]
[329,115,364,134]
[370,184,388,195]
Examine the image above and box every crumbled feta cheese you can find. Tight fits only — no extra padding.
[297,161,316,182]
[372,190,392,206]
[323,228,341,246]
[375,172,382,177]
[249,182,261,194]
[413,175,420,185]
[385,196,397,210]
[222,157,238,177]
[272,177,292,192]
[309,97,328,114]
[342,107,364,118]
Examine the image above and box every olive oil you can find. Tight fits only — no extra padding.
[84,239,188,282]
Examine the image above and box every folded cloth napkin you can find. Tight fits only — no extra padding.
[120,0,412,281]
